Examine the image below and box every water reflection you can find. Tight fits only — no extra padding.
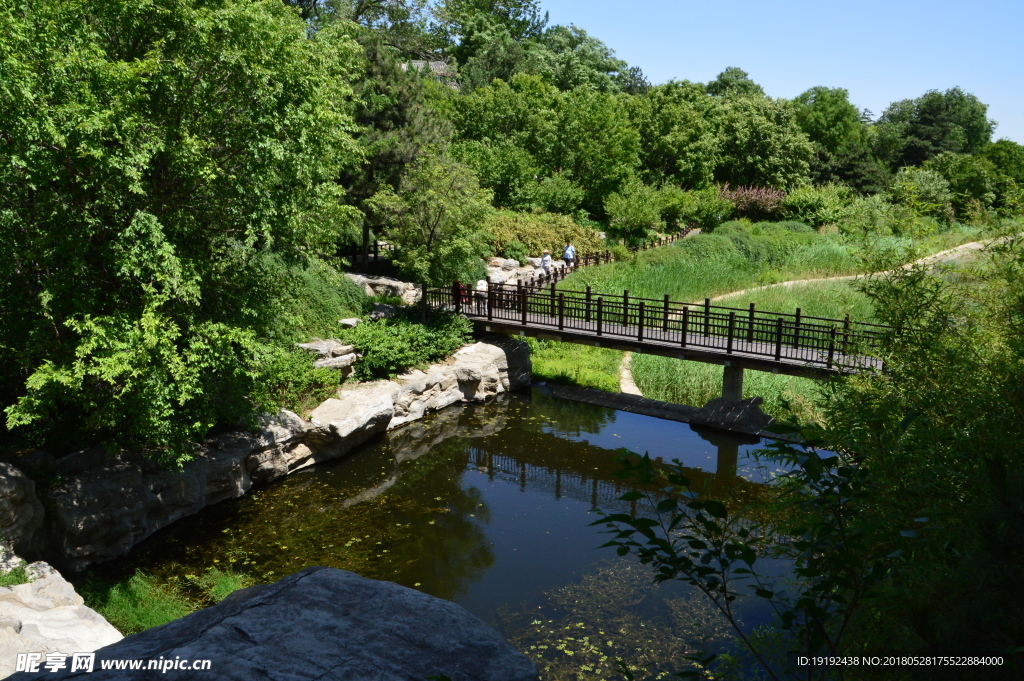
[87,391,775,629]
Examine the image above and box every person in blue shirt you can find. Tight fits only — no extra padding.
[563,241,576,270]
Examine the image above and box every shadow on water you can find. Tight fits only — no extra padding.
[87,390,786,675]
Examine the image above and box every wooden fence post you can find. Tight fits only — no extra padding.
[487,281,494,321]
[585,286,593,323]
[827,325,837,369]
[597,297,603,336]
[550,282,556,317]
[638,301,645,341]
[793,308,802,350]
[703,298,711,337]
[842,314,851,355]
[520,287,528,325]
[747,303,755,342]
[727,311,736,353]
[558,293,565,330]
[681,307,689,347]
[623,289,630,327]
[453,281,462,314]
[663,294,670,334]
[775,318,783,360]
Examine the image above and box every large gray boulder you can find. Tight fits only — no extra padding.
[0,558,122,679]
[0,464,45,559]
[345,273,422,305]
[9,567,538,681]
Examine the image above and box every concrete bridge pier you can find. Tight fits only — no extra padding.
[722,364,744,401]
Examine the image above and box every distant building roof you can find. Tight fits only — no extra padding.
[402,60,460,89]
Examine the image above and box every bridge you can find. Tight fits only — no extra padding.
[425,280,890,400]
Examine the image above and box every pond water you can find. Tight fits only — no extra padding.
[87,390,788,676]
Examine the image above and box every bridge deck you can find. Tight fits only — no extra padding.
[427,283,887,379]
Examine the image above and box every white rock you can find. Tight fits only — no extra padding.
[338,318,361,328]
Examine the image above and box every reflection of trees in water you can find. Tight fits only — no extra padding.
[498,558,734,680]
[525,390,618,438]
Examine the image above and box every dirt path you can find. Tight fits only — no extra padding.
[708,238,992,303]
[618,352,643,396]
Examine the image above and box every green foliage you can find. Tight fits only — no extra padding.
[532,171,585,214]
[887,166,955,225]
[633,81,720,188]
[250,347,342,418]
[659,186,734,231]
[924,151,998,216]
[713,97,814,190]
[526,339,622,392]
[793,86,867,155]
[0,562,30,588]
[875,87,995,168]
[503,240,530,263]
[523,24,628,93]
[339,310,472,380]
[0,0,363,460]
[368,151,493,286]
[705,66,765,98]
[604,179,665,246]
[485,210,604,257]
[782,183,855,227]
[80,568,253,635]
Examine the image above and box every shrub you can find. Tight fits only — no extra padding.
[718,184,786,221]
[503,240,529,263]
[250,346,342,418]
[486,210,604,258]
[531,171,585,214]
[888,167,954,223]
[675,233,742,263]
[340,309,473,380]
[661,186,734,231]
[782,183,855,227]
[604,179,665,246]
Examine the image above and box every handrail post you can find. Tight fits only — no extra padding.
[774,317,783,360]
[596,297,603,336]
[520,287,527,325]
[703,298,711,337]
[663,294,670,334]
[585,286,592,323]
[453,281,462,314]
[747,303,755,343]
[793,308,802,350]
[827,325,837,369]
[550,282,556,317]
[680,307,689,347]
[558,293,565,330]
[842,314,851,355]
[487,281,494,320]
[638,301,645,341]
[727,311,736,354]
[623,289,630,327]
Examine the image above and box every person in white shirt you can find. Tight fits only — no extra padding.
[563,241,576,270]
[541,249,552,276]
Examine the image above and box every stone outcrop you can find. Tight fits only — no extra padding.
[0,552,122,679]
[484,257,567,287]
[295,338,358,372]
[345,273,422,305]
[0,464,45,559]
[10,567,538,681]
[43,339,531,571]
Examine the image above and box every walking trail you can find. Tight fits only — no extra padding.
[707,238,992,303]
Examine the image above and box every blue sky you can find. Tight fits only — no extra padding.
[538,0,1024,143]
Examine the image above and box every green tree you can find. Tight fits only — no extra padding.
[705,66,765,98]
[0,0,363,458]
[875,87,995,169]
[632,81,721,188]
[923,151,998,217]
[367,152,493,285]
[713,97,813,189]
[604,178,664,245]
[431,0,546,62]
[793,86,864,155]
[522,24,628,92]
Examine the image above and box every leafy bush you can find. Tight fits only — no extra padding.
[718,183,786,221]
[660,186,734,231]
[782,183,855,227]
[340,310,473,380]
[531,171,585,214]
[503,240,530,263]
[888,166,954,223]
[250,347,341,418]
[0,562,30,587]
[604,178,664,245]
[486,210,604,257]
[674,233,742,263]
[923,151,998,216]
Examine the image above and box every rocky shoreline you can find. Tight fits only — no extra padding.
[1,338,531,573]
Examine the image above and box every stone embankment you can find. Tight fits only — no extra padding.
[0,550,122,678]
[1,338,530,572]
[10,567,538,681]
[344,273,422,305]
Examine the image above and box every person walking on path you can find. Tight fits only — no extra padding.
[541,249,552,277]
[563,240,576,271]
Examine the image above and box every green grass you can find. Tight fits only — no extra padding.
[79,568,253,635]
[527,338,623,392]
[632,279,874,422]
[0,562,30,587]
